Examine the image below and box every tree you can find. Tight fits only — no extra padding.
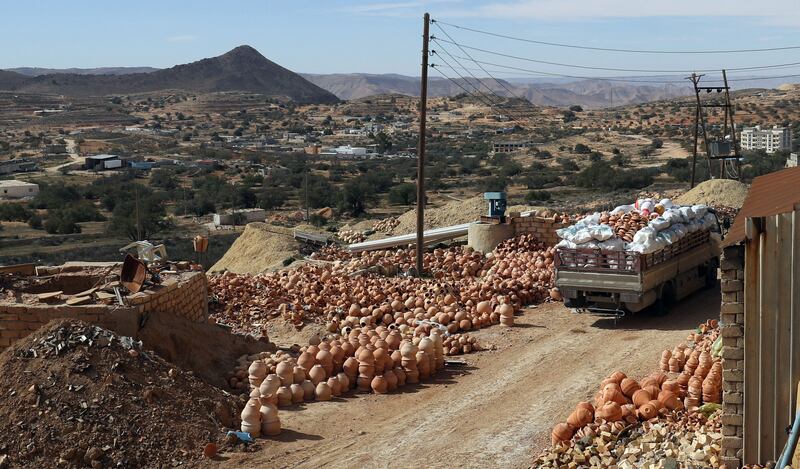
[569,105,584,112]
[150,169,178,190]
[109,194,169,241]
[562,110,577,123]
[388,183,417,205]
[574,143,591,154]
[258,187,288,209]
[338,179,375,216]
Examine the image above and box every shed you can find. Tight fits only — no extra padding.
[85,154,121,170]
[0,180,39,198]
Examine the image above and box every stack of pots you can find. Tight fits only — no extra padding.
[497,304,515,327]
[401,341,420,384]
[659,350,671,372]
[240,398,263,437]
[702,362,722,404]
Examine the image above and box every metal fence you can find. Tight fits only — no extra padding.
[743,208,800,464]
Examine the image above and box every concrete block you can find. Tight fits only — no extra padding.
[720,303,743,314]
[723,369,744,382]
[720,325,743,338]
[721,413,743,426]
[721,436,743,449]
[722,347,744,360]
[724,392,743,404]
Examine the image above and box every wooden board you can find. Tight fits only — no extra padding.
[65,296,91,306]
[0,263,36,275]
[760,215,778,460]
[776,213,793,448]
[744,217,761,464]
[36,291,63,301]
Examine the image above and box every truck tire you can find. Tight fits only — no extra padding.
[653,282,675,316]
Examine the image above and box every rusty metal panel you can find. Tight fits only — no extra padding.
[725,166,800,247]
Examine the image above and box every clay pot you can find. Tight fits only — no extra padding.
[262,419,282,437]
[567,408,593,428]
[576,402,594,414]
[384,368,398,391]
[608,371,627,384]
[276,361,294,386]
[551,423,575,445]
[394,367,407,386]
[309,364,327,386]
[596,402,622,422]
[336,372,351,392]
[260,374,281,398]
[632,389,651,408]
[260,403,278,424]
[315,382,332,401]
[301,380,315,401]
[290,384,304,403]
[241,421,261,437]
[620,378,640,398]
[276,386,293,407]
[316,350,334,376]
[343,357,358,380]
[297,352,315,371]
[241,398,261,424]
[637,402,658,419]
[248,360,267,381]
[292,366,306,384]
[371,375,389,394]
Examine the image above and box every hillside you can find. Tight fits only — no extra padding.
[301,73,691,107]
[9,66,160,76]
[0,46,338,104]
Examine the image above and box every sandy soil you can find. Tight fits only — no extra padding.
[208,286,720,469]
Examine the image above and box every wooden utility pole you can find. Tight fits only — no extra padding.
[415,12,430,277]
[689,73,704,188]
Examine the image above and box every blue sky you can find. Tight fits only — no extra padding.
[2,0,799,81]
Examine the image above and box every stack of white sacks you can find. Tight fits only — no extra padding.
[556,198,720,259]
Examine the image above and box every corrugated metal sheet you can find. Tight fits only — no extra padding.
[723,166,800,246]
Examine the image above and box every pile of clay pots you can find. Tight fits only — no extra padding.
[550,320,722,448]
[337,229,366,244]
[599,211,650,242]
[236,324,446,412]
[209,234,561,337]
[373,217,399,234]
[241,361,282,438]
[442,333,482,355]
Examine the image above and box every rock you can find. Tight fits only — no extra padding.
[0,455,7,469]
[84,447,103,463]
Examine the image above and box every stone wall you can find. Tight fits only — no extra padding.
[719,244,745,468]
[0,271,208,353]
[509,214,570,246]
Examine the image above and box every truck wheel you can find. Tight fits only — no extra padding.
[653,282,675,316]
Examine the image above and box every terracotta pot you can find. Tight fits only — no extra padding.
[567,408,593,428]
[575,402,594,414]
[327,376,342,397]
[241,421,261,437]
[632,389,651,408]
[297,352,315,371]
[371,375,389,394]
[260,374,281,398]
[315,382,332,401]
[637,402,658,419]
[276,361,294,386]
[301,380,315,401]
[262,419,281,437]
[608,371,626,384]
[290,384,304,404]
[394,367,407,386]
[336,372,351,392]
[384,368,398,391]
[596,402,622,422]
[292,366,306,385]
[620,378,640,398]
[551,423,574,445]
[241,398,261,424]
[309,364,327,385]
[276,386,293,407]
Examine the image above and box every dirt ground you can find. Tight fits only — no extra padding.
[207,286,720,469]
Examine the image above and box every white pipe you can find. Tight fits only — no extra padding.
[347,222,473,252]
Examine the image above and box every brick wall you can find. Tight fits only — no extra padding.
[0,271,208,353]
[719,244,745,468]
[509,213,570,246]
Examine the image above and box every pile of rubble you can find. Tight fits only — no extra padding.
[536,320,723,467]
[208,234,559,336]
[0,320,239,468]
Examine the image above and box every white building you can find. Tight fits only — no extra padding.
[788,153,798,168]
[740,125,792,153]
[333,145,368,157]
[0,180,39,198]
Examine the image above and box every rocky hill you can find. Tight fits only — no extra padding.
[0,46,338,104]
[302,73,691,108]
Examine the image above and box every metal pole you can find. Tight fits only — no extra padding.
[415,12,430,277]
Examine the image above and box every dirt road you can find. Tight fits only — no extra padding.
[45,138,83,173]
[213,288,719,469]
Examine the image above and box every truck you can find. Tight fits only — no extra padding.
[554,212,722,318]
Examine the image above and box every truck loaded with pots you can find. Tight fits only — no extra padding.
[554,198,722,317]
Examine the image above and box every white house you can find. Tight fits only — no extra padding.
[740,125,792,153]
[0,180,39,198]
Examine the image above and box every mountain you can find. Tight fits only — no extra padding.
[9,67,160,76]
[302,73,692,108]
[0,46,338,104]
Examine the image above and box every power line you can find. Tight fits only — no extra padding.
[432,37,800,74]
[433,21,535,112]
[432,19,800,54]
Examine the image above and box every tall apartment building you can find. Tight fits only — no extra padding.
[740,125,792,153]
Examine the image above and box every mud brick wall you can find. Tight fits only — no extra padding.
[0,304,139,351]
[0,271,209,353]
[509,214,569,246]
[719,245,745,468]
[127,271,208,322]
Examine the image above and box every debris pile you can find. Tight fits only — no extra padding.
[534,410,723,468]
[208,234,559,335]
[0,320,239,468]
[537,320,722,466]
[443,333,483,355]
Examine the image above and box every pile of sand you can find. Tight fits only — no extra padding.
[675,179,749,208]
[393,195,487,234]
[210,223,300,274]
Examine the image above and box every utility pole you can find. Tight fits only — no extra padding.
[135,186,142,241]
[304,170,309,221]
[415,12,430,277]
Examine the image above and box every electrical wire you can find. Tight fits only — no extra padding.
[432,19,800,54]
[432,37,800,74]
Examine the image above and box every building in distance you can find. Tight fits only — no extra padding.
[740,125,792,154]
